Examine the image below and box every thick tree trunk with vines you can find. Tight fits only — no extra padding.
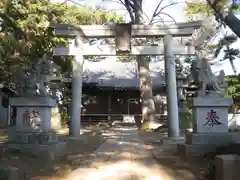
[134,0,156,130]
[137,56,156,130]
[206,0,240,38]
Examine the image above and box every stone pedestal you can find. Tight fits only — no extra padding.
[192,95,232,133]
[178,94,236,158]
[7,97,66,160]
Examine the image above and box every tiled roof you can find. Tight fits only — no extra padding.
[82,57,165,87]
[80,56,238,88]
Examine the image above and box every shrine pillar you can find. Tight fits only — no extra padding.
[70,37,83,137]
[164,35,180,137]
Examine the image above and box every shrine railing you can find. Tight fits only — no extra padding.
[80,114,167,125]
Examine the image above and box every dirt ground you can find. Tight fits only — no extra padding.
[0,126,207,180]
[138,132,207,180]
[0,126,109,180]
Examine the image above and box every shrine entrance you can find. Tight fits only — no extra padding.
[52,21,201,137]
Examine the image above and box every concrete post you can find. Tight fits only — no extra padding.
[107,95,111,123]
[164,35,180,137]
[7,104,11,126]
[70,37,83,137]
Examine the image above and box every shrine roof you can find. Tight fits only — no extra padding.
[79,56,240,88]
[81,57,183,88]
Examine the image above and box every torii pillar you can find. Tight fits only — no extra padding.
[164,35,180,138]
[70,38,83,137]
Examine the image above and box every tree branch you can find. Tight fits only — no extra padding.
[104,0,126,6]
[206,0,240,37]
[156,2,179,17]
[124,0,135,22]
[157,12,177,23]
[149,0,164,24]
[149,18,165,25]
[124,0,151,23]
[149,1,178,24]
[62,0,84,6]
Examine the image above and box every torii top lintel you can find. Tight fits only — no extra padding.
[52,20,202,38]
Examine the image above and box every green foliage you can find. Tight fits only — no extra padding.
[226,76,240,103]
[185,0,213,17]
[59,106,69,126]
[210,34,238,75]
[185,0,239,17]
[0,0,123,89]
[232,4,240,11]
[213,35,238,57]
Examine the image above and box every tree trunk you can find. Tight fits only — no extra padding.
[206,0,240,37]
[134,0,156,130]
[229,59,237,75]
[137,56,156,130]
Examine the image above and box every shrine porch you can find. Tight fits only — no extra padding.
[65,83,168,125]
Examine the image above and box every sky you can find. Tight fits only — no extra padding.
[57,0,240,76]
[69,0,187,22]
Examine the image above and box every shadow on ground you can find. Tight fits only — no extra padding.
[0,125,205,180]
[0,126,110,179]
[138,132,207,180]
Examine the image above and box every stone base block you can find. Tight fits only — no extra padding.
[67,136,88,143]
[7,142,66,160]
[180,132,240,160]
[215,154,240,180]
[160,136,185,144]
[185,132,233,145]
[8,131,58,144]
[178,143,219,158]
[185,132,240,145]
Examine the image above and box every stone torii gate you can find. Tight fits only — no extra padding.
[52,21,201,138]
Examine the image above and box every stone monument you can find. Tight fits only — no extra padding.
[178,56,240,157]
[7,55,66,160]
